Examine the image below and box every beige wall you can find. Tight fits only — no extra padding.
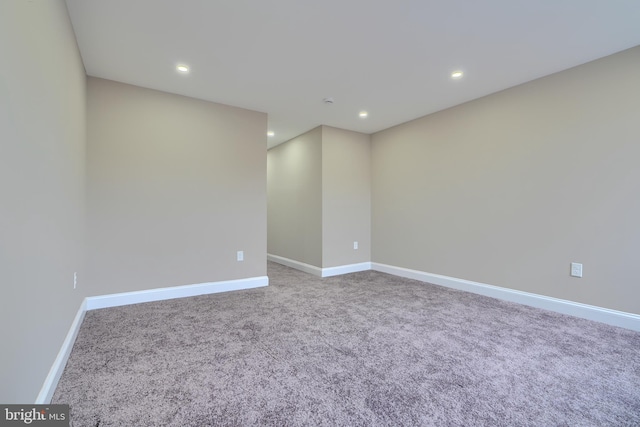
[86,77,267,294]
[372,47,640,315]
[322,126,371,268]
[0,0,87,402]
[267,127,323,267]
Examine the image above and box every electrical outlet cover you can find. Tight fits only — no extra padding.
[570,262,583,278]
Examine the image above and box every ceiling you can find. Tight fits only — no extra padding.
[65,0,640,148]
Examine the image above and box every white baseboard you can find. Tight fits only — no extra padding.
[268,254,323,276]
[35,299,87,404]
[37,275,268,403]
[267,254,371,278]
[372,262,640,332]
[85,276,269,310]
[321,262,372,277]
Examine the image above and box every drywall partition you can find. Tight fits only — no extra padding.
[86,77,267,295]
[267,126,372,272]
[0,0,87,402]
[372,46,640,315]
[322,126,371,268]
[267,127,323,268]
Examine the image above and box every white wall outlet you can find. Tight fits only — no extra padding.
[73,272,77,289]
[353,241,358,250]
[570,262,583,278]
[237,251,244,262]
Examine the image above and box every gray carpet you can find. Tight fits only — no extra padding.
[53,262,640,426]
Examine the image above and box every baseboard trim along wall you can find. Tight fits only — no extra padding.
[267,254,323,276]
[267,254,371,278]
[321,262,372,277]
[35,299,87,404]
[36,275,268,403]
[372,262,640,332]
[85,276,269,310]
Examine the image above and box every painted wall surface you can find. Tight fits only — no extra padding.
[86,78,267,295]
[372,47,640,314]
[322,126,371,268]
[267,127,323,267]
[0,0,87,402]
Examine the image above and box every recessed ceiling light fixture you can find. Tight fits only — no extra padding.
[267,131,275,137]
[451,70,464,79]
[176,64,190,74]
[359,111,368,118]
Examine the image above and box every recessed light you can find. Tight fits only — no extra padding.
[267,131,275,137]
[176,64,190,74]
[359,111,368,118]
[451,70,464,79]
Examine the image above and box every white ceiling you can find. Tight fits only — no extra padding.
[65,0,640,148]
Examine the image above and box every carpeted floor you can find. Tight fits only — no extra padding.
[53,262,640,426]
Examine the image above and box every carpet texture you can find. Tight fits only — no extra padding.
[53,262,640,426]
